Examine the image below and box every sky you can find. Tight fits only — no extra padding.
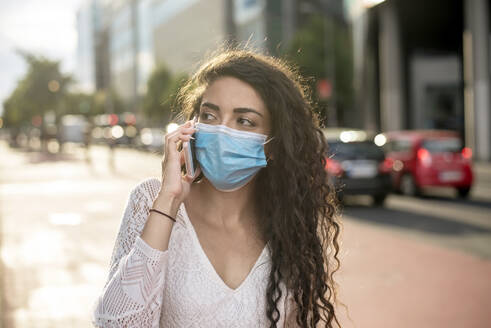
[0,0,82,115]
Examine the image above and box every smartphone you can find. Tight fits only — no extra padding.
[183,135,198,179]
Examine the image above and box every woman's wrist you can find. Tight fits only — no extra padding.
[152,190,181,218]
[142,191,179,251]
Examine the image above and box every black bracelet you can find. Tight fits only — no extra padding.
[149,208,176,223]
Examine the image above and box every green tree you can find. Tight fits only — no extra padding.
[283,15,353,126]
[61,89,126,118]
[166,73,189,115]
[2,52,72,128]
[62,92,94,116]
[91,89,126,115]
[142,65,173,125]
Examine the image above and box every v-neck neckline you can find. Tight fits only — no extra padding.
[180,202,269,293]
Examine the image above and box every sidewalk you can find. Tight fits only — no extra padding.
[337,219,491,328]
[474,161,491,182]
[0,142,490,327]
[0,142,161,327]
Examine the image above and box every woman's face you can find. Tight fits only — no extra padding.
[198,76,271,136]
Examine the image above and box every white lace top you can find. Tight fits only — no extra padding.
[92,177,295,327]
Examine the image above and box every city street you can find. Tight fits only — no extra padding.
[0,141,490,327]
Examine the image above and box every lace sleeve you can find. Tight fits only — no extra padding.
[92,178,168,327]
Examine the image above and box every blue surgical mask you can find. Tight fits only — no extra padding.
[194,123,270,192]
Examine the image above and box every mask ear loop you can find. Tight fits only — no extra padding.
[263,137,274,163]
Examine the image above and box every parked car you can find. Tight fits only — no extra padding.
[323,128,392,206]
[381,130,473,198]
[92,113,139,146]
[58,115,90,144]
[137,128,166,153]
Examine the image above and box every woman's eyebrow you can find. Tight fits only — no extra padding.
[233,107,263,117]
[201,102,263,117]
[201,102,219,111]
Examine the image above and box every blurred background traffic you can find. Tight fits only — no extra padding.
[2,0,489,162]
[0,0,490,327]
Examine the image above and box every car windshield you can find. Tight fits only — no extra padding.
[422,138,462,153]
[327,141,385,160]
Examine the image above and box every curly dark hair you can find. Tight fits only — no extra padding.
[176,48,341,327]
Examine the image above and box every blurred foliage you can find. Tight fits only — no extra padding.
[94,90,127,114]
[62,92,95,116]
[166,73,189,114]
[142,65,188,126]
[63,90,126,118]
[142,65,171,124]
[1,52,130,130]
[283,15,354,125]
[2,52,72,128]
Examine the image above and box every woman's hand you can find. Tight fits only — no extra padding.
[157,120,199,210]
[143,121,198,249]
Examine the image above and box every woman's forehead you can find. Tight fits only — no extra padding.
[201,77,267,115]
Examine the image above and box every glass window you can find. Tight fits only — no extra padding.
[422,138,462,153]
[327,141,385,160]
[389,139,412,153]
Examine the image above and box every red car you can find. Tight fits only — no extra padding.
[381,130,473,198]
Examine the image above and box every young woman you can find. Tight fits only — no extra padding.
[92,49,341,327]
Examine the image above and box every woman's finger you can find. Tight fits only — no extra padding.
[178,134,194,142]
[165,126,189,138]
[166,127,195,143]
[179,148,185,166]
[180,127,196,136]
[165,125,195,144]
[164,131,182,159]
[166,133,193,153]
[183,166,201,184]
[164,126,196,160]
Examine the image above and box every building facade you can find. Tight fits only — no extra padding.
[152,0,229,74]
[78,0,233,111]
[76,0,104,93]
[77,0,349,124]
[347,0,491,161]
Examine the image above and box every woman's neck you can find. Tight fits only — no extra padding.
[186,178,257,229]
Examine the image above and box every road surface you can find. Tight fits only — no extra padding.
[0,141,490,327]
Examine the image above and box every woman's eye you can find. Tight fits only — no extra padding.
[200,112,216,121]
[238,117,255,127]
